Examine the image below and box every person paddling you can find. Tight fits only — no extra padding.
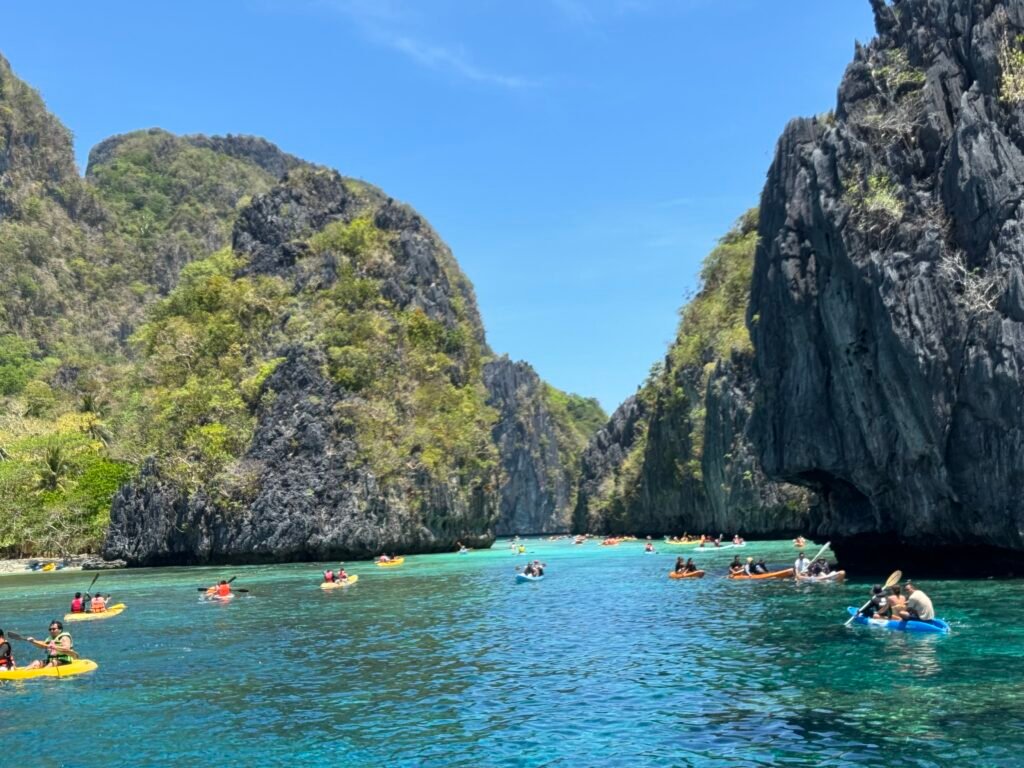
[683,557,697,573]
[70,592,85,614]
[205,580,234,599]
[25,621,74,668]
[752,558,769,575]
[0,629,14,670]
[794,553,809,575]
[674,556,686,573]
[898,582,936,624]
[323,568,336,583]
[728,556,743,574]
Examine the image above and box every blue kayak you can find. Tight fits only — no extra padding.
[516,573,544,583]
[846,607,950,634]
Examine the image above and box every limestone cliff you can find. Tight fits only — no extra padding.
[750,0,1024,569]
[574,213,813,536]
[485,357,604,535]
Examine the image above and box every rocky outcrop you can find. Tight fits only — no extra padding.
[104,165,501,565]
[574,213,814,537]
[106,347,494,565]
[750,0,1024,569]
[572,395,646,532]
[485,357,579,535]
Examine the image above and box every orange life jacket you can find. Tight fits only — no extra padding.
[91,597,105,612]
[216,583,231,597]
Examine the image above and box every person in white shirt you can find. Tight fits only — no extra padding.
[794,553,810,574]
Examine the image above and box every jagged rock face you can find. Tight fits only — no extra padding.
[0,53,77,215]
[105,167,500,565]
[750,0,1024,561]
[700,356,813,533]
[485,357,572,535]
[572,396,645,532]
[106,348,495,565]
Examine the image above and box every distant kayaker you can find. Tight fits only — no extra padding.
[378,554,392,563]
[674,556,686,573]
[0,629,14,670]
[206,580,233,598]
[25,621,74,668]
[70,592,85,613]
[683,557,697,573]
[898,582,935,623]
[323,568,335,583]
[644,542,655,553]
[732,534,744,545]
[794,536,806,548]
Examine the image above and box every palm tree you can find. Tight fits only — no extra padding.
[38,443,70,492]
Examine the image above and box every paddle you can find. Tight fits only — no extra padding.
[845,569,902,626]
[8,631,81,659]
[196,588,248,593]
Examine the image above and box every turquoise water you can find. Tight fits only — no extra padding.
[2,538,1023,767]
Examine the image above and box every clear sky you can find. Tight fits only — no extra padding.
[1,0,876,413]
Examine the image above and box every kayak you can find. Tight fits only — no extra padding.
[516,573,544,583]
[727,568,795,580]
[0,660,98,680]
[846,607,950,634]
[376,557,405,567]
[203,592,235,601]
[319,575,360,590]
[41,563,56,572]
[796,570,846,583]
[64,603,126,622]
[663,540,702,547]
[668,570,705,579]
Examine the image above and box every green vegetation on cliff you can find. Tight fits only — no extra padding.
[578,209,793,533]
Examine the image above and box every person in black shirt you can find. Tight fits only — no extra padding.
[0,628,13,670]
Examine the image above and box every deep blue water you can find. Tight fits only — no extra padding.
[2,538,1023,767]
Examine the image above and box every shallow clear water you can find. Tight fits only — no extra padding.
[2,538,1023,767]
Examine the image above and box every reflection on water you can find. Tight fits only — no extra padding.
[1,539,1023,767]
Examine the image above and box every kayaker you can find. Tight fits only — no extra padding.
[208,580,233,598]
[859,585,888,618]
[885,584,906,617]
[743,557,755,576]
[898,582,935,623]
[336,567,349,582]
[794,553,809,574]
[70,592,85,613]
[752,558,769,575]
[794,536,806,547]
[90,593,107,613]
[25,621,74,668]
[0,629,14,670]
[532,560,545,576]
[728,556,744,574]
[644,542,655,553]
[683,557,697,573]
[674,556,686,573]
[323,568,335,583]
[378,554,391,563]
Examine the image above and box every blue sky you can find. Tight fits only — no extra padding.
[1,0,876,412]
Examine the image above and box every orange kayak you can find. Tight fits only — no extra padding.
[727,568,794,580]
[668,570,705,579]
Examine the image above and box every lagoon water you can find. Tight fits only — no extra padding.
[2,538,1023,767]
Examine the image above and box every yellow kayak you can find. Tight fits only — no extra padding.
[376,557,405,567]
[319,575,360,590]
[64,603,126,622]
[0,659,98,680]
[41,563,56,572]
